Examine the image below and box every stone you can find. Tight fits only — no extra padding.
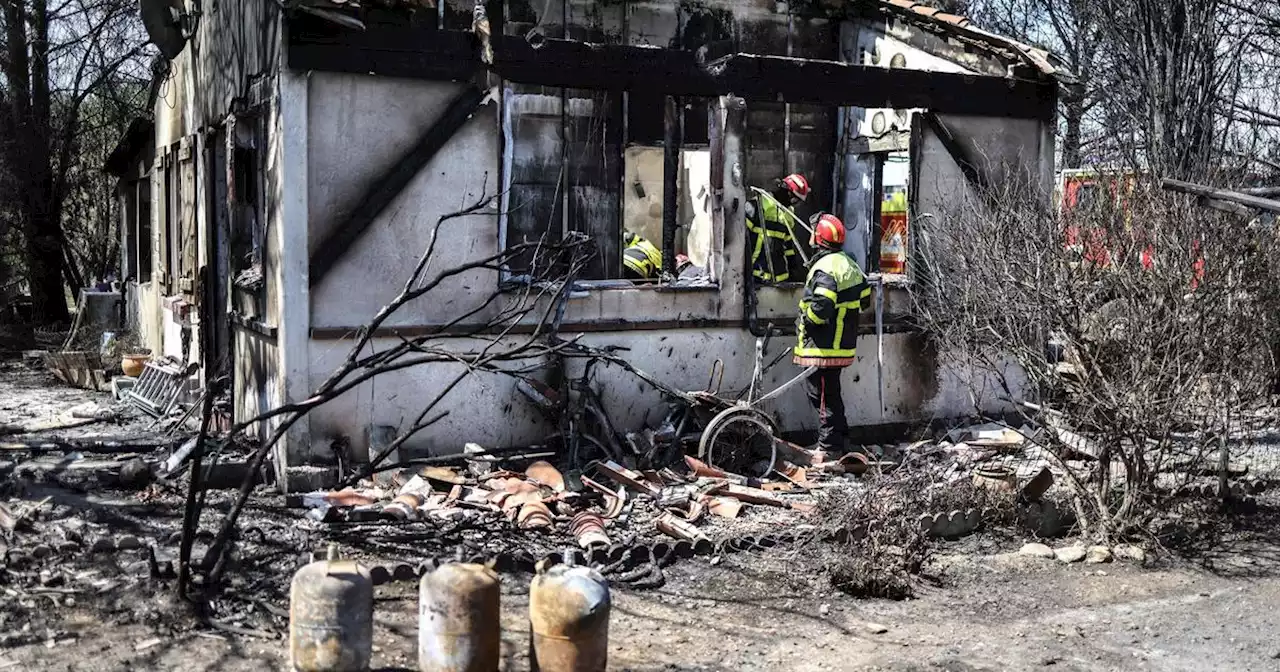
[1020,543,1056,559]
[117,458,153,488]
[819,603,830,616]
[865,622,889,635]
[1113,544,1147,564]
[1085,546,1113,564]
[1054,546,1087,563]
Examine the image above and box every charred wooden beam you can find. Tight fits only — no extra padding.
[308,85,490,288]
[705,53,1055,119]
[287,21,1058,120]
[662,96,680,277]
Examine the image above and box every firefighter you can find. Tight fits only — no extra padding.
[794,213,872,453]
[745,173,810,284]
[622,230,662,280]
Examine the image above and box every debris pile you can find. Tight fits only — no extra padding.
[284,437,918,588]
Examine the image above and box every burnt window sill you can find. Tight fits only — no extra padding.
[500,277,720,295]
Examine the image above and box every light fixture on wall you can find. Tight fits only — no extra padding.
[871,111,888,135]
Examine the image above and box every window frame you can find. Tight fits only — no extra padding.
[498,87,722,291]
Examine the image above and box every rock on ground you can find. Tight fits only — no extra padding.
[1113,544,1147,564]
[1054,546,1088,563]
[1086,546,1114,564]
[1020,543,1056,559]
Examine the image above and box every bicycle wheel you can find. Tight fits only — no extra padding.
[697,405,778,477]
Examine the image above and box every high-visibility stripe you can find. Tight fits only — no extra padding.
[795,346,856,358]
[624,238,661,278]
[833,306,848,349]
[751,192,800,284]
[803,304,826,324]
[754,268,790,282]
[623,255,650,277]
[795,250,870,359]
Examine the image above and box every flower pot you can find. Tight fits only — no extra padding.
[972,465,1017,493]
[121,353,150,378]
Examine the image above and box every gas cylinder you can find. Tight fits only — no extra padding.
[418,562,501,672]
[528,565,610,672]
[289,546,374,672]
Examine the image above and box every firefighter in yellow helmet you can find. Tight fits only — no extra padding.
[795,213,872,452]
[745,173,810,284]
[622,230,662,280]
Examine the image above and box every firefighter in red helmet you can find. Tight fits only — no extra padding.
[745,173,810,284]
[794,213,872,452]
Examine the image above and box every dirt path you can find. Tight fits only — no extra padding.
[3,549,1279,671]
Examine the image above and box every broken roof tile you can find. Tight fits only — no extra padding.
[933,12,971,27]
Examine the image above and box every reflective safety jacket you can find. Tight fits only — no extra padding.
[747,191,799,283]
[623,233,662,279]
[794,250,872,367]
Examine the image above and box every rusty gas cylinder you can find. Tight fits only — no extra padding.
[418,562,501,672]
[528,565,610,672]
[289,546,374,671]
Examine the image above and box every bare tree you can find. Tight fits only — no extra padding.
[180,190,599,596]
[966,0,1105,169]
[970,0,1279,178]
[0,0,149,322]
[912,171,1280,539]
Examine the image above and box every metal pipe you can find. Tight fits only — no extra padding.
[753,365,817,405]
[393,563,418,582]
[650,542,673,567]
[588,547,610,566]
[606,544,628,564]
[875,280,885,420]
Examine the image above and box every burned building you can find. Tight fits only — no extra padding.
[105,0,1063,490]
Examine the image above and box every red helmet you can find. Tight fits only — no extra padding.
[781,174,810,201]
[811,213,846,249]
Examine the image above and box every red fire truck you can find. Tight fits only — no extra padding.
[1057,168,1205,286]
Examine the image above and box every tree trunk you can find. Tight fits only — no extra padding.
[14,0,70,323]
[1062,90,1084,169]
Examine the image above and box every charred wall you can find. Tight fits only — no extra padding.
[501,0,840,276]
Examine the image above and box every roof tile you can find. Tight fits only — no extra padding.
[933,12,970,26]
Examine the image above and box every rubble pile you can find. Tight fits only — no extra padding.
[286,440,910,586]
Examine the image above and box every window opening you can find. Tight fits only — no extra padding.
[878,150,909,276]
[137,178,153,283]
